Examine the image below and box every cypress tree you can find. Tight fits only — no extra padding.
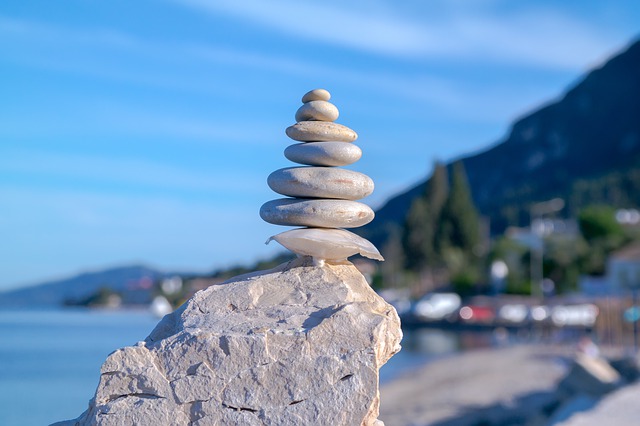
[402,162,448,271]
[437,161,480,256]
[403,196,430,271]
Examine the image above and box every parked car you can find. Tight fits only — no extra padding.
[413,293,462,321]
[551,304,599,327]
[459,305,495,323]
[497,304,529,324]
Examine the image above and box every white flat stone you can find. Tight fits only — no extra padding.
[301,88,331,103]
[295,100,339,122]
[286,121,357,142]
[266,228,384,262]
[267,167,374,200]
[284,142,362,166]
[260,198,374,228]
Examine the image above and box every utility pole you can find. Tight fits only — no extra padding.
[530,198,564,299]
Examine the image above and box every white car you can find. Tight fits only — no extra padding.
[414,293,462,320]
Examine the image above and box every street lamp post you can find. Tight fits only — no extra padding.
[530,198,564,299]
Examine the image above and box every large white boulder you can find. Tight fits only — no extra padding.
[59,257,401,426]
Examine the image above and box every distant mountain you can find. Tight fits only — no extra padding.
[0,265,166,307]
[359,38,640,248]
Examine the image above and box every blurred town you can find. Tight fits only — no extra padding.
[56,191,640,353]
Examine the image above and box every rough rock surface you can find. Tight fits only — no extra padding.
[558,353,622,396]
[59,258,401,426]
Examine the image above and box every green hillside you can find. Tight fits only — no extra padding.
[359,38,640,249]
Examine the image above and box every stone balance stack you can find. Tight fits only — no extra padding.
[56,89,400,426]
[261,88,383,265]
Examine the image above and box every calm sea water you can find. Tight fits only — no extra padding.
[0,309,159,426]
[0,309,493,426]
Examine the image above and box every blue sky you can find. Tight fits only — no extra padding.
[1,0,639,290]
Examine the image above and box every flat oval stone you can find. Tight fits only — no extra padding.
[295,100,339,122]
[284,142,362,166]
[266,228,384,262]
[302,89,330,103]
[260,198,374,228]
[268,167,374,200]
[286,122,357,142]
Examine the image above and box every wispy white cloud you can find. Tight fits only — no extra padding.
[0,14,346,81]
[0,14,146,50]
[0,15,465,117]
[0,150,268,196]
[176,0,620,70]
[178,0,435,57]
[2,6,618,127]
[0,184,254,229]
[87,103,282,143]
[0,94,284,145]
[0,16,299,86]
[446,7,619,70]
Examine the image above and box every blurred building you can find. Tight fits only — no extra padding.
[505,218,579,249]
[580,241,640,296]
[607,242,640,291]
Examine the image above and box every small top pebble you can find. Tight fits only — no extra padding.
[302,89,331,103]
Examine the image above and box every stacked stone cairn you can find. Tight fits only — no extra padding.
[260,88,383,265]
[55,88,400,426]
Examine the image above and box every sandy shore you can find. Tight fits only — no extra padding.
[379,344,574,426]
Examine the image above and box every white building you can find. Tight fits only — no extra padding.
[579,242,640,296]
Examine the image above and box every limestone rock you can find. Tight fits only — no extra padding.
[267,167,374,200]
[609,356,640,382]
[266,228,384,263]
[260,198,375,228]
[559,354,622,396]
[302,89,331,103]
[295,100,339,122]
[61,258,401,425]
[284,142,362,166]
[286,121,357,142]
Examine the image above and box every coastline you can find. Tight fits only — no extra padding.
[379,344,574,426]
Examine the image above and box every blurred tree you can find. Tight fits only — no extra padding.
[403,196,430,271]
[490,236,530,295]
[65,286,121,307]
[577,205,627,275]
[579,205,624,242]
[544,234,589,293]
[437,161,480,256]
[402,162,448,271]
[436,161,484,294]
